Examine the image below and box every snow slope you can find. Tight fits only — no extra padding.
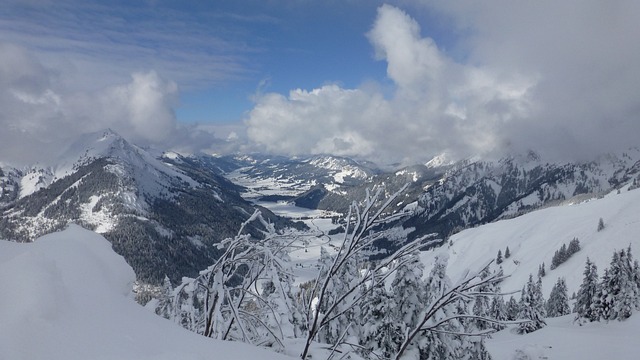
[487,314,640,360]
[415,185,640,359]
[0,225,292,360]
[421,185,640,298]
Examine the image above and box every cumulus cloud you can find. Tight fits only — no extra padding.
[0,43,192,165]
[246,4,534,165]
[422,0,640,161]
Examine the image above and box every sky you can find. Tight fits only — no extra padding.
[1,0,640,166]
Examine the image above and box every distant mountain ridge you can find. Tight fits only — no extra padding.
[207,148,640,253]
[395,149,640,245]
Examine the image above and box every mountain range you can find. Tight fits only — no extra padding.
[2,129,640,286]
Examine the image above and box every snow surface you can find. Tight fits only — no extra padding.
[0,225,292,360]
[487,315,640,360]
[420,185,640,298]
[418,185,640,358]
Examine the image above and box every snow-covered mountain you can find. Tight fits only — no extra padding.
[0,130,298,285]
[395,150,640,245]
[420,181,640,299]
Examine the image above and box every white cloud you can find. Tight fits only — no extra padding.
[247,2,640,164]
[246,5,534,165]
[408,0,640,160]
[0,43,188,165]
[0,1,252,92]
[246,85,388,158]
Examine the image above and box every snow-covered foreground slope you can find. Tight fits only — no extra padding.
[421,186,640,298]
[0,225,292,360]
[487,314,640,360]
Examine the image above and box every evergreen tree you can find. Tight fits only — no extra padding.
[551,242,577,270]
[504,246,511,259]
[359,280,402,359]
[597,217,605,232]
[538,263,546,278]
[418,256,455,359]
[391,252,426,329]
[489,296,507,331]
[517,274,546,334]
[535,275,547,318]
[574,258,599,322]
[567,238,581,256]
[505,296,519,321]
[546,277,570,317]
[496,249,503,265]
[596,248,639,321]
[472,267,493,331]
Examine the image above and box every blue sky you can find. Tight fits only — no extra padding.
[0,0,454,122]
[1,1,640,165]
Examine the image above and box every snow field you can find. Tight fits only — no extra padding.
[487,314,640,360]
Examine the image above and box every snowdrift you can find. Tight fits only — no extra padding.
[0,225,292,360]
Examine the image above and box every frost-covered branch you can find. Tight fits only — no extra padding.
[160,210,299,348]
[300,184,414,359]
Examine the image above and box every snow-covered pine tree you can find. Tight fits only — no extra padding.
[567,237,580,256]
[574,257,599,322]
[489,296,507,331]
[546,277,570,317]
[316,245,361,345]
[517,274,546,334]
[391,250,426,330]
[551,244,568,270]
[538,263,546,278]
[596,248,640,321]
[535,275,546,318]
[496,249,503,265]
[597,217,605,232]
[416,256,458,360]
[472,267,493,331]
[504,246,511,259]
[358,274,402,359]
[505,296,519,321]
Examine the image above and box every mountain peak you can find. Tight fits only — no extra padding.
[425,152,455,169]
